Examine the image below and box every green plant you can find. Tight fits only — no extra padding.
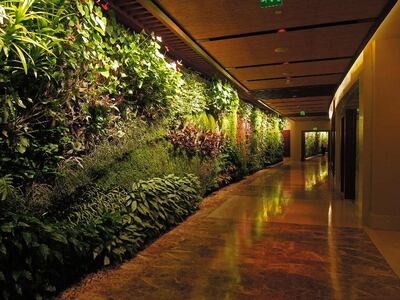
[247,108,284,171]
[0,0,58,75]
[0,175,13,201]
[220,109,238,142]
[193,112,218,132]
[167,124,224,158]
[305,131,328,158]
[0,174,201,299]
[0,1,287,298]
[171,71,208,121]
[0,0,182,186]
[206,79,239,116]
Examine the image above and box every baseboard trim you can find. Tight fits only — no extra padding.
[367,213,400,230]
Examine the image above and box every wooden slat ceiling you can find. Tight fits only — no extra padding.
[199,23,372,67]
[111,0,395,119]
[155,0,387,40]
[109,0,220,76]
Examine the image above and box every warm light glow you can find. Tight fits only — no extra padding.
[333,47,364,109]
[274,47,288,53]
[257,100,271,110]
[328,203,332,227]
[329,100,334,120]
[169,62,177,71]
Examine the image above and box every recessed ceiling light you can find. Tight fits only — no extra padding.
[275,47,288,53]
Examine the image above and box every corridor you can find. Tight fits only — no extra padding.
[61,157,400,299]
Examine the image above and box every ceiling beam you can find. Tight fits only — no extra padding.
[284,112,329,118]
[253,84,337,99]
[328,0,398,110]
[232,56,353,70]
[134,0,283,115]
[262,96,331,103]
[136,1,248,93]
[204,18,376,42]
[247,72,344,82]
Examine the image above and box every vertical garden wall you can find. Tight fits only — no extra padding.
[304,131,328,158]
[0,1,285,298]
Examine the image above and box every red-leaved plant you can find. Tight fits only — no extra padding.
[167,124,224,158]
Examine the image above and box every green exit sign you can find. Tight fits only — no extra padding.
[260,0,283,8]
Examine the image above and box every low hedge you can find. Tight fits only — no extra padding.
[0,174,201,299]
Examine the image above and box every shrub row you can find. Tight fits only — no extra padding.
[0,174,201,299]
[0,0,284,205]
[0,1,285,298]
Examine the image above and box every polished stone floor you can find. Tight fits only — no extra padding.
[60,157,400,300]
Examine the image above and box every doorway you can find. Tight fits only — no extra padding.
[338,82,359,200]
[341,110,358,200]
[301,131,330,161]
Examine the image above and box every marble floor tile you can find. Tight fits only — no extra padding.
[59,157,400,300]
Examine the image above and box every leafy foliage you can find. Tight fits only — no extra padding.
[0,1,286,298]
[0,174,201,299]
[171,71,208,121]
[305,131,328,158]
[0,0,58,75]
[206,79,239,116]
[248,109,284,171]
[0,0,181,186]
[0,0,284,200]
[167,124,224,158]
[0,175,13,201]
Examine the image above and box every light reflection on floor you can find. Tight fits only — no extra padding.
[60,157,400,300]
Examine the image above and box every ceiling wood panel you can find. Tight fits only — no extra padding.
[281,111,329,115]
[290,115,329,120]
[245,74,343,90]
[264,99,331,106]
[112,0,395,118]
[156,0,387,40]
[262,96,331,116]
[271,109,329,114]
[279,110,329,115]
[271,102,330,108]
[262,96,331,103]
[278,104,329,109]
[254,85,337,100]
[200,23,372,67]
[270,104,329,109]
[230,58,351,81]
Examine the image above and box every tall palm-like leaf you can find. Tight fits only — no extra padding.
[0,0,57,75]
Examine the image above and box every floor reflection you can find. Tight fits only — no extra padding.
[60,157,400,300]
[304,156,329,191]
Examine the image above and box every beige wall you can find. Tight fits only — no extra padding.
[369,38,400,228]
[332,2,400,230]
[287,120,330,161]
